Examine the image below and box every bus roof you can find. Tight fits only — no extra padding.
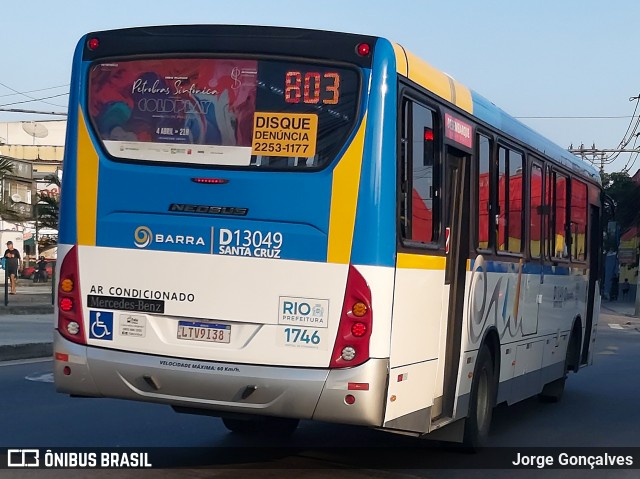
[393,43,600,184]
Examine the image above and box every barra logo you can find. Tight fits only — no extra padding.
[134,226,153,248]
[133,226,206,249]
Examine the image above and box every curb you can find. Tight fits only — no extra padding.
[0,305,54,315]
[0,342,53,361]
[0,282,54,288]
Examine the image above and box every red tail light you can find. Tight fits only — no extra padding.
[190,178,229,184]
[87,37,100,51]
[57,246,86,345]
[329,265,373,368]
[356,43,371,57]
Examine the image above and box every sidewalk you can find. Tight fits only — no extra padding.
[0,282,54,361]
[599,298,638,318]
[588,299,640,335]
[0,281,54,315]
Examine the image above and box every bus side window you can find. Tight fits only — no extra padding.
[399,99,410,239]
[497,147,507,251]
[399,98,439,245]
[508,151,523,253]
[530,164,543,258]
[477,134,491,249]
[545,166,552,259]
[553,172,569,259]
[571,178,588,261]
[497,146,523,254]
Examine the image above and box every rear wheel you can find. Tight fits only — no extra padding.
[463,344,496,449]
[538,375,565,403]
[539,329,580,402]
[222,416,299,437]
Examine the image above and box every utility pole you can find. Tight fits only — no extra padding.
[568,144,640,173]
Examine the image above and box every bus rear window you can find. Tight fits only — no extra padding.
[87,58,360,170]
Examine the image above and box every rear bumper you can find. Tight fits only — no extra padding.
[54,331,388,426]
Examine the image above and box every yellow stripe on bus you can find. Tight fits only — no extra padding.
[449,77,473,114]
[397,253,446,270]
[327,114,367,264]
[395,46,473,114]
[76,109,99,246]
[396,254,472,271]
[392,43,408,76]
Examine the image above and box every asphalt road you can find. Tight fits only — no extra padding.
[1,314,638,478]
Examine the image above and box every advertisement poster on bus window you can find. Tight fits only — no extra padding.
[88,59,258,165]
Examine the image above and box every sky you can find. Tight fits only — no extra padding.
[1,0,639,173]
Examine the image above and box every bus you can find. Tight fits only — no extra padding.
[54,25,602,447]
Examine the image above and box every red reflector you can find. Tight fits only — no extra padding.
[329,264,372,369]
[55,352,69,362]
[60,298,73,312]
[57,246,86,345]
[191,178,229,184]
[63,366,71,376]
[356,43,371,57]
[345,394,356,405]
[87,37,99,50]
[351,322,367,337]
[348,382,370,391]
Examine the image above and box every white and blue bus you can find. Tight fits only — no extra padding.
[54,25,602,446]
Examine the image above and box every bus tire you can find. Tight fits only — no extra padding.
[539,329,579,403]
[222,416,299,437]
[538,375,565,403]
[463,344,496,449]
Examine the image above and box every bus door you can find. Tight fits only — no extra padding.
[519,161,545,337]
[582,203,601,364]
[436,146,470,421]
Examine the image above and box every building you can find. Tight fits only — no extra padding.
[0,120,65,259]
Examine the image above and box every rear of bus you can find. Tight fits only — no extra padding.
[54,25,399,428]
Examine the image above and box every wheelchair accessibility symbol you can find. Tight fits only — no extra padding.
[89,311,114,340]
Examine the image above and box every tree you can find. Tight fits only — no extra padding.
[36,173,60,231]
[601,171,640,232]
[0,156,14,178]
[32,173,61,253]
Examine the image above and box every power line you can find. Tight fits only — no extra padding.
[0,93,69,108]
[516,115,640,119]
[601,95,640,165]
[0,83,69,99]
[0,83,68,108]
[0,108,67,116]
[566,95,640,172]
[621,135,640,173]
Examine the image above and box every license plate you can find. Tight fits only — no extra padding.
[177,321,231,343]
